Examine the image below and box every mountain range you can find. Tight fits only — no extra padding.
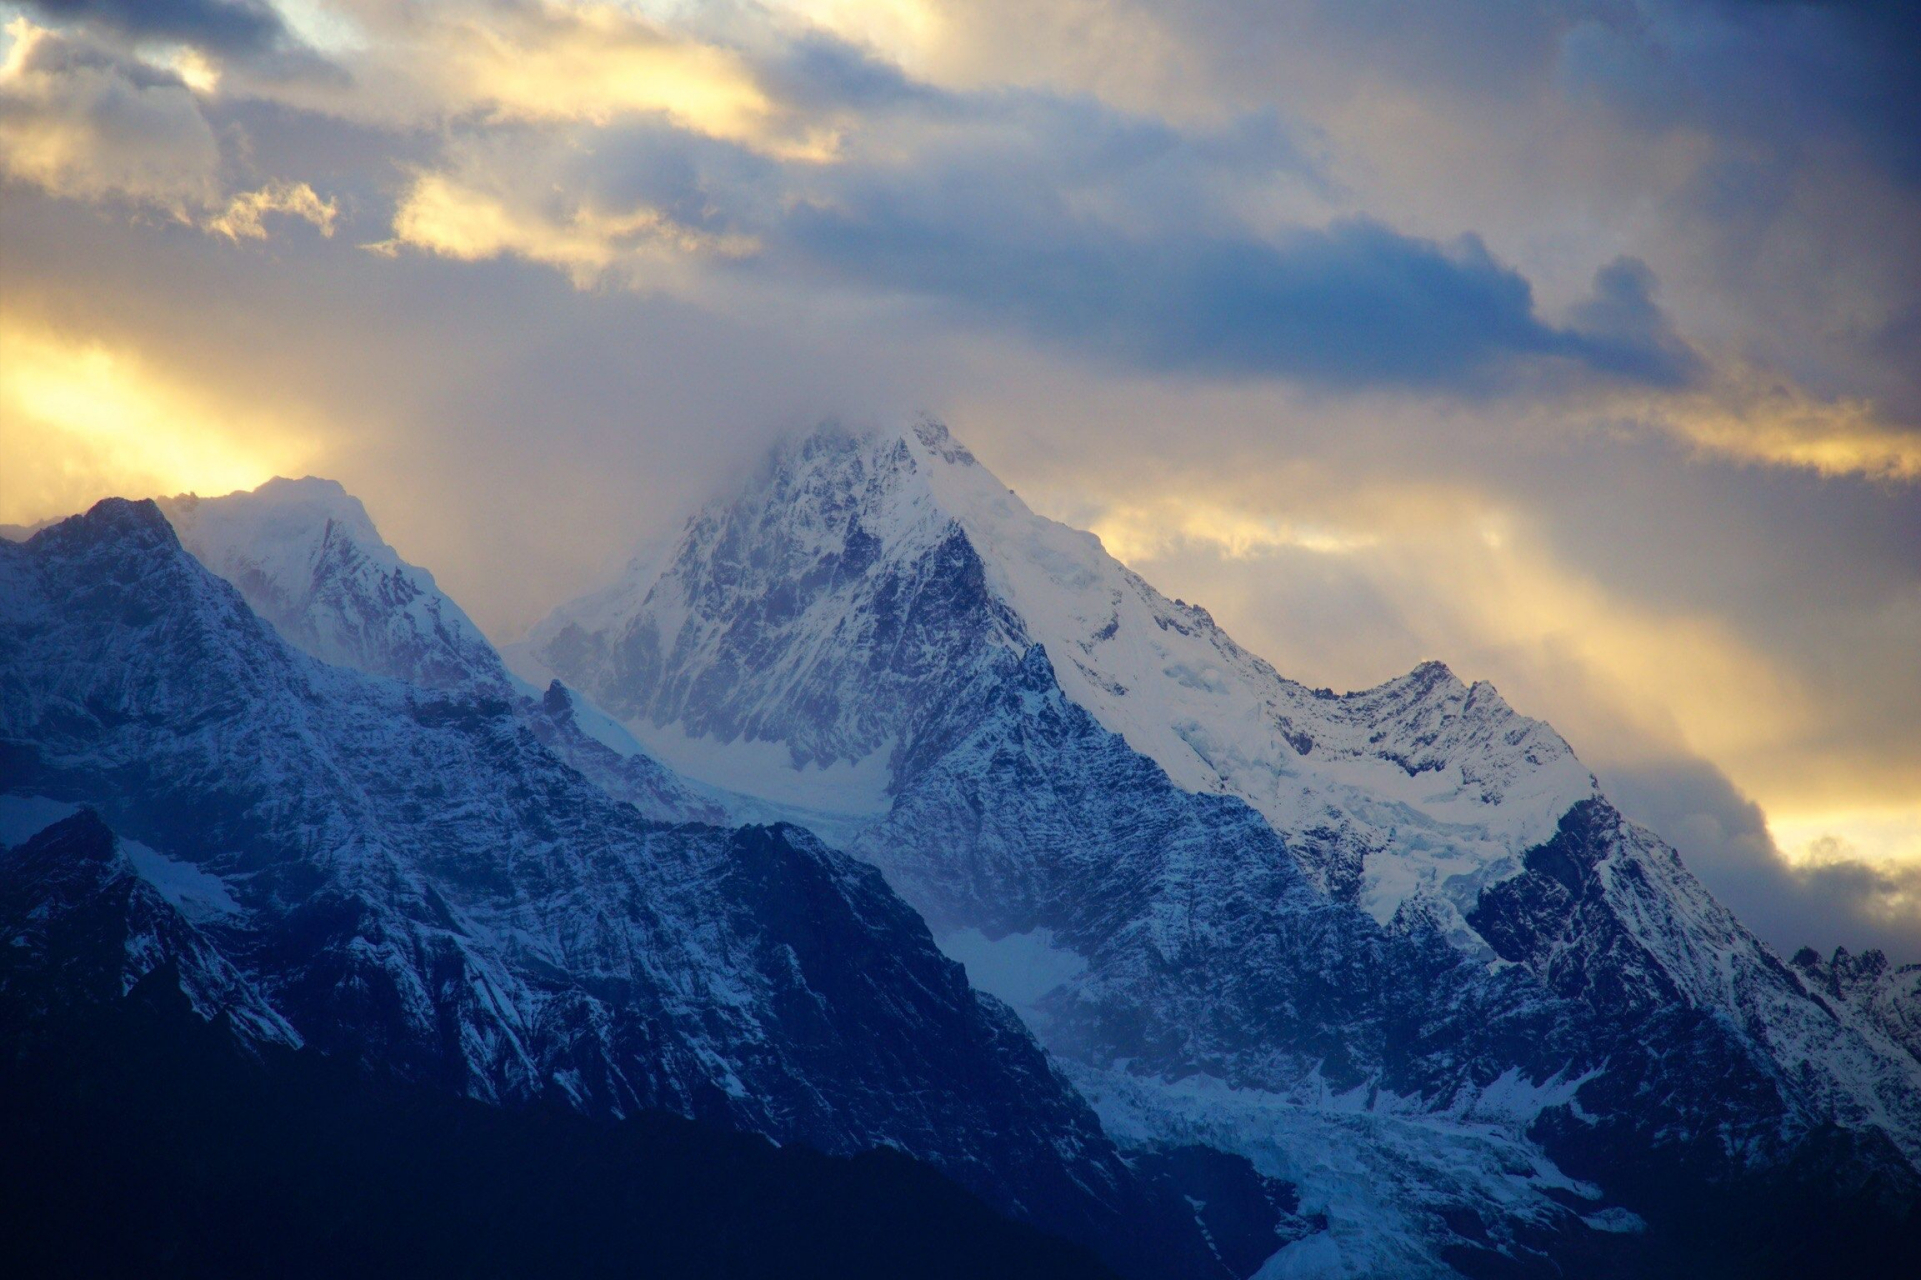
[5,424,1919,1278]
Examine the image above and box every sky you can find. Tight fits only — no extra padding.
[2,1,1917,960]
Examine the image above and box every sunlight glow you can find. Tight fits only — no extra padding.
[1635,376,1921,481]
[170,47,221,95]
[0,322,317,525]
[1770,808,1921,871]
[1089,498,1381,561]
[1079,482,1810,778]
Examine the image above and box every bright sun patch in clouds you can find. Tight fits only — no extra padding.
[418,4,838,160]
[1771,809,1921,871]
[1633,377,1921,482]
[1088,497,1382,561]
[0,322,319,526]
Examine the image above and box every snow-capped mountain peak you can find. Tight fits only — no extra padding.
[530,420,1596,931]
[905,420,1596,843]
[159,477,509,694]
[157,477,727,825]
[15,441,1917,1278]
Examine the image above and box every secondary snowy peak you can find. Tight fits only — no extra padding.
[160,477,721,825]
[159,478,508,694]
[900,425,1587,816]
[1467,801,1921,1166]
[530,420,1596,926]
[528,424,1021,771]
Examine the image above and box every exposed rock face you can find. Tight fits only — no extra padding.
[1793,945,1921,1067]
[0,499,1231,1280]
[528,421,1921,1277]
[0,810,297,1049]
[24,434,1915,1277]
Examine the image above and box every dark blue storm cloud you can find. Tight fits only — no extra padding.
[785,200,1697,390]
[26,0,287,54]
[1720,0,1921,180]
[670,28,1697,392]
[1138,0,1920,410]
[757,29,946,115]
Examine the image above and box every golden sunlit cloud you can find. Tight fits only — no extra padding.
[1629,374,1921,482]
[0,18,219,212]
[0,21,336,244]
[207,180,339,241]
[0,321,321,526]
[382,171,758,288]
[1771,808,1921,872]
[417,4,839,160]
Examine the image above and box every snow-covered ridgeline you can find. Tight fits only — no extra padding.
[526,421,1597,939]
[1793,946,1921,1068]
[0,807,299,1049]
[52,432,1913,1277]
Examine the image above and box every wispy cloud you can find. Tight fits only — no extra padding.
[207,176,336,239]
